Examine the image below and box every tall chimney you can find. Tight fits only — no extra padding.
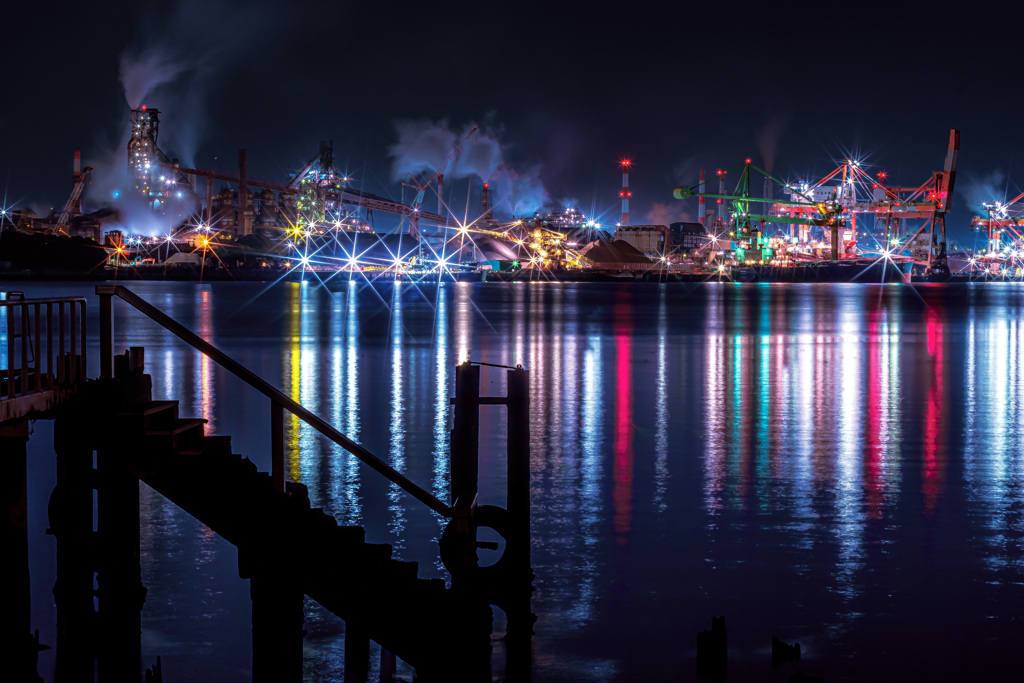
[697,168,706,226]
[619,159,632,226]
[437,173,444,217]
[238,149,250,236]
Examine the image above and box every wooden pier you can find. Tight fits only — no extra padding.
[1,286,534,682]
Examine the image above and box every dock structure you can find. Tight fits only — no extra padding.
[1,286,534,682]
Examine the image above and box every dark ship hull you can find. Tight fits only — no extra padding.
[729,259,913,283]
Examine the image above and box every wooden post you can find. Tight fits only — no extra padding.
[96,447,145,682]
[247,554,304,683]
[98,289,113,380]
[52,414,97,680]
[0,421,40,682]
[379,647,396,683]
[80,300,88,378]
[271,401,285,494]
[450,362,480,508]
[505,368,530,574]
[344,622,369,683]
[504,367,534,680]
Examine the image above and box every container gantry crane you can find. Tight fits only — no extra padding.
[971,190,1024,257]
[675,159,848,262]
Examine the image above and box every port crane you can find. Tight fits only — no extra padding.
[970,190,1024,257]
[48,166,93,235]
[777,129,960,273]
[675,160,848,262]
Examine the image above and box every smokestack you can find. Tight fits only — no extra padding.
[438,173,444,217]
[481,181,493,220]
[238,148,250,236]
[717,170,725,224]
[620,159,632,226]
[698,168,706,226]
[70,147,83,214]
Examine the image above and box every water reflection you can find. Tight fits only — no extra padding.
[612,290,633,544]
[388,284,407,550]
[29,280,1024,682]
[330,287,362,525]
[195,287,215,433]
[653,286,668,514]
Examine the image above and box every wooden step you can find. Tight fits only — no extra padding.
[116,400,179,431]
[177,435,233,458]
[144,417,206,451]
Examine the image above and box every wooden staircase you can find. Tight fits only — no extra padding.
[98,394,491,680]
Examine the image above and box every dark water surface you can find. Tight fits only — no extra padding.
[16,280,1024,682]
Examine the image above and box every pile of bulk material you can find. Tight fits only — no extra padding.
[578,238,653,270]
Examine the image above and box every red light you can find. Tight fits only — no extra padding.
[627,192,632,197]
[483,183,489,188]
[717,199,722,204]
[620,159,632,168]
[872,184,878,189]
[619,192,624,197]
[141,104,147,111]
[745,158,751,164]
[716,170,723,175]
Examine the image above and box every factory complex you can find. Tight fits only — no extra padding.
[0,110,1017,283]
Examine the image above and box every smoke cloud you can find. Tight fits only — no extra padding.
[388,119,550,218]
[961,169,1008,214]
[119,51,193,111]
[755,113,791,173]
[81,0,277,236]
[646,202,693,227]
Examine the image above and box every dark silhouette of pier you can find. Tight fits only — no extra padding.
[1,286,534,682]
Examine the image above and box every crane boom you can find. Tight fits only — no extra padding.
[50,166,93,234]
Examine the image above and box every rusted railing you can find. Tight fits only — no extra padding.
[96,285,454,516]
[1,292,87,401]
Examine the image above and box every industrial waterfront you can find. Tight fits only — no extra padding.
[10,279,1024,681]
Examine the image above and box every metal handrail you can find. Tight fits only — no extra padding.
[1,294,87,400]
[96,285,453,517]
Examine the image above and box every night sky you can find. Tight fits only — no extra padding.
[2,0,1019,241]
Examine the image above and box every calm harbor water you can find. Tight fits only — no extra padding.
[17,279,1024,681]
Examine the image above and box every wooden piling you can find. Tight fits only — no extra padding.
[52,413,97,681]
[450,362,480,509]
[0,421,39,682]
[248,560,304,683]
[96,446,146,682]
[344,622,369,683]
[504,367,534,680]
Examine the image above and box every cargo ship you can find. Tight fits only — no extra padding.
[727,258,914,283]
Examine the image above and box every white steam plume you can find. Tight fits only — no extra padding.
[961,169,1008,213]
[755,113,791,174]
[388,119,549,217]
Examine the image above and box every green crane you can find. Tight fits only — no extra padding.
[674,160,848,261]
